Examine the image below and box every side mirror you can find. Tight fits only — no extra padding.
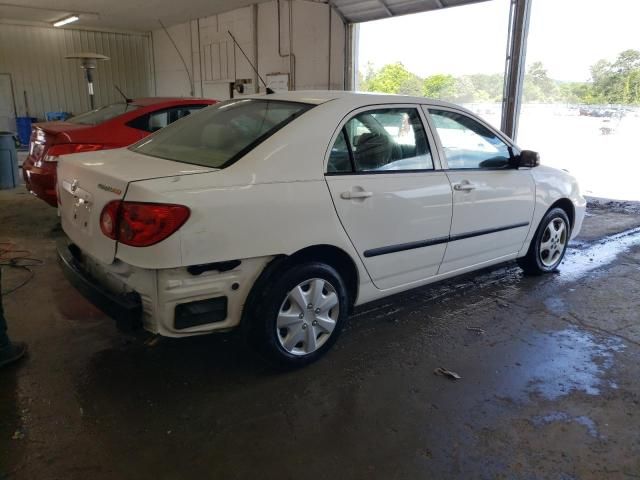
[510,149,540,169]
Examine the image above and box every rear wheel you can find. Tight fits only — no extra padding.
[518,207,570,275]
[245,262,348,367]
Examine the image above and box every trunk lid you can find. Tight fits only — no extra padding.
[29,122,90,162]
[58,148,215,264]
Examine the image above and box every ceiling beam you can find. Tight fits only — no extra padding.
[377,0,393,17]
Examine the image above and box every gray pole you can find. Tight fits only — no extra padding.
[501,0,532,140]
[85,68,95,110]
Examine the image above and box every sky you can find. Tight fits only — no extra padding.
[357,0,640,82]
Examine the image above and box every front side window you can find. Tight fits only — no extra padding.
[131,99,312,169]
[327,108,433,173]
[429,110,511,169]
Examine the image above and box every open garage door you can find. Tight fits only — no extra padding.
[331,0,490,23]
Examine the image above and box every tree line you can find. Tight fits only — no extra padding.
[359,49,640,105]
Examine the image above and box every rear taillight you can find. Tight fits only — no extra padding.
[100,201,120,240]
[44,143,104,162]
[100,201,190,247]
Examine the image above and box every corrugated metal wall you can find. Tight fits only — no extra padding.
[0,24,153,120]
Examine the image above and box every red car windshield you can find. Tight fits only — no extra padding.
[67,103,140,126]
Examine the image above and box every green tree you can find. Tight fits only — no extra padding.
[422,74,456,99]
[465,73,504,101]
[590,50,640,104]
[362,62,422,96]
[612,49,640,74]
[558,82,594,104]
[451,76,476,103]
[525,61,558,102]
[396,74,424,96]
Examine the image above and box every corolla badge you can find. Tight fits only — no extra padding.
[97,183,123,196]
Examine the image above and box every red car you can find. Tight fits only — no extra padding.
[23,97,215,206]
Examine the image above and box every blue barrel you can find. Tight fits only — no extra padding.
[0,132,20,189]
[16,116,37,146]
[46,111,71,122]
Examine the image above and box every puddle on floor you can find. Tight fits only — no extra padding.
[522,327,624,400]
[532,411,601,439]
[561,226,640,281]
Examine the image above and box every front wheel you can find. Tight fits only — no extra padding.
[518,207,571,275]
[245,262,348,367]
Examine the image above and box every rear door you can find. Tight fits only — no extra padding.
[325,105,452,290]
[426,107,535,274]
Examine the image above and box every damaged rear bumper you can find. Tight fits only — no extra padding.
[57,240,143,331]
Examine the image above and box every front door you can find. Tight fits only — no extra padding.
[427,108,535,274]
[325,106,452,290]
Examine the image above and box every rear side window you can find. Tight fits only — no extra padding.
[131,99,312,169]
[327,108,433,173]
[429,109,511,169]
[67,103,140,126]
[127,105,208,132]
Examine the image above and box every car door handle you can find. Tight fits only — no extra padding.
[340,190,373,200]
[453,182,476,192]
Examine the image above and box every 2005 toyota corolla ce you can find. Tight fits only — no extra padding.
[57,91,585,366]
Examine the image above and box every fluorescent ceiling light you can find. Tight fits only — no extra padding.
[53,15,79,27]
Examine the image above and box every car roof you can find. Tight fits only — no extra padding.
[245,90,464,110]
[131,97,214,107]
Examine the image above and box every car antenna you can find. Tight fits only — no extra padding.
[227,31,275,94]
[114,84,132,103]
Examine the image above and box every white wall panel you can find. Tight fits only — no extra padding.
[151,0,346,99]
[0,24,152,120]
[152,22,195,97]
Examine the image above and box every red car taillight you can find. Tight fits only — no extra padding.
[44,143,104,161]
[100,201,190,247]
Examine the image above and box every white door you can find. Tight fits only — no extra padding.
[325,106,452,290]
[427,108,535,274]
[0,75,16,132]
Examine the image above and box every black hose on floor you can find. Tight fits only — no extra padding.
[0,242,43,296]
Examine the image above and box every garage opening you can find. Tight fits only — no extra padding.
[356,0,510,130]
[518,0,640,200]
[355,0,640,201]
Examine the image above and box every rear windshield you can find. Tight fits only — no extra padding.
[68,103,140,125]
[130,99,312,169]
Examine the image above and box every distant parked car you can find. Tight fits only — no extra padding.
[57,91,585,366]
[23,97,216,206]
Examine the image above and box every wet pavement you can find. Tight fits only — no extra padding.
[1,188,640,479]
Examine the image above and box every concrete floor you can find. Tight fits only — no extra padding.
[1,187,640,480]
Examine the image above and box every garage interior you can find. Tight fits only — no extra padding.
[1,0,640,478]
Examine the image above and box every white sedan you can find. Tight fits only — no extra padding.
[57,91,585,366]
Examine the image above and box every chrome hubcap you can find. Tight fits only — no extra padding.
[276,278,339,356]
[540,218,568,267]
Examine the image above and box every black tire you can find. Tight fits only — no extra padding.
[245,261,348,368]
[518,207,571,275]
